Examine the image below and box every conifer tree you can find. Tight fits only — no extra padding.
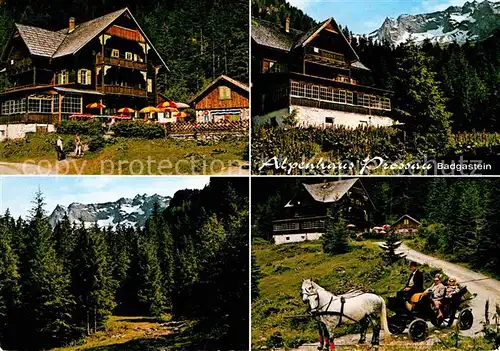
[71,224,116,335]
[380,230,406,264]
[394,43,452,148]
[19,190,75,349]
[322,207,349,255]
[53,213,74,266]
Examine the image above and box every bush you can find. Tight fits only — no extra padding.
[57,120,104,135]
[88,136,106,152]
[112,121,165,139]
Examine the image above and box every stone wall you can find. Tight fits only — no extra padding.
[273,232,323,245]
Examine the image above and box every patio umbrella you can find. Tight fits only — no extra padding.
[346,224,356,229]
[174,102,190,108]
[175,112,189,118]
[159,107,178,113]
[86,102,106,109]
[157,101,178,109]
[118,107,136,114]
[140,106,160,113]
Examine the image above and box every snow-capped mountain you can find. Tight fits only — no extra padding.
[49,194,171,229]
[368,0,500,45]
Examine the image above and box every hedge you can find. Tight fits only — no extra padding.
[111,121,165,139]
[56,120,104,136]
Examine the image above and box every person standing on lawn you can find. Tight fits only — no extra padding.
[56,137,65,161]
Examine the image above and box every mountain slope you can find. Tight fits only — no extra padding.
[368,0,500,45]
[49,194,171,229]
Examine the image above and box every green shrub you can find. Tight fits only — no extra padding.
[88,136,106,152]
[112,121,165,139]
[57,120,104,135]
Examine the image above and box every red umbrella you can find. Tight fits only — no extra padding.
[159,107,179,113]
[70,113,94,118]
[175,112,189,118]
[118,107,136,114]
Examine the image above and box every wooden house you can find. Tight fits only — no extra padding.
[272,178,375,244]
[251,17,395,128]
[392,214,422,237]
[190,75,249,123]
[0,8,168,125]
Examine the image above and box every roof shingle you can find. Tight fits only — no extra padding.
[15,24,66,57]
[302,179,359,203]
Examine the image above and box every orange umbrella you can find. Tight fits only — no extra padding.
[157,101,178,109]
[175,112,189,118]
[140,106,160,113]
[86,102,106,109]
[118,107,136,114]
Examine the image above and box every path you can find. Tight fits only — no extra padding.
[0,162,56,175]
[394,242,500,337]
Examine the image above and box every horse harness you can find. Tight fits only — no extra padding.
[312,295,361,327]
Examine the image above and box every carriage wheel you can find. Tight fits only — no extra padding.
[408,319,428,342]
[459,309,473,330]
[388,315,406,335]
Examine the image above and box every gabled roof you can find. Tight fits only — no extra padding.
[252,17,369,69]
[393,214,422,226]
[7,8,168,70]
[302,178,359,203]
[14,24,66,57]
[52,8,127,59]
[190,75,249,104]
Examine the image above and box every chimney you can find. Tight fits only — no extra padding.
[69,17,75,33]
[285,16,290,33]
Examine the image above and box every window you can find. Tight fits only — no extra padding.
[133,53,138,62]
[404,219,409,225]
[273,222,300,232]
[1,99,26,115]
[125,52,133,60]
[57,70,69,85]
[219,86,232,100]
[111,49,120,58]
[147,79,153,93]
[325,117,335,125]
[302,220,324,230]
[62,94,82,114]
[28,95,53,114]
[286,237,290,241]
[78,69,92,85]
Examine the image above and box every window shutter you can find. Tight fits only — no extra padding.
[77,70,82,84]
[86,70,92,85]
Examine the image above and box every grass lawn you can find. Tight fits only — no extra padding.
[0,133,248,175]
[50,315,200,351]
[251,240,491,350]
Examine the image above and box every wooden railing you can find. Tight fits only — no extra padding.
[96,54,147,71]
[305,47,347,69]
[97,85,147,97]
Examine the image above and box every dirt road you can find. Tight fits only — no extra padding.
[395,242,500,337]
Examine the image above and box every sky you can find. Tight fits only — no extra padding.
[287,0,493,33]
[0,176,210,218]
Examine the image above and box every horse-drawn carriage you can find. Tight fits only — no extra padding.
[387,286,474,341]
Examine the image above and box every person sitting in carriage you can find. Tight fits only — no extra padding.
[428,274,446,319]
[398,261,424,301]
[445,277,462,298]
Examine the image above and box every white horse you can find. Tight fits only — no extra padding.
[301,279,391,350]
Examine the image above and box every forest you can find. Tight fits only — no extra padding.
[251,177,500,278]
[0,0,249,102]
[0,178,249,350]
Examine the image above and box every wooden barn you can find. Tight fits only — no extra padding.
[190,75,249,123]
[392,214,422,237]
[251,17,395,128]
[0,8,167,126]
[272,178,375,245]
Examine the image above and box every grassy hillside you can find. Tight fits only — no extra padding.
[0,133,248,174]
[251,240,488,350]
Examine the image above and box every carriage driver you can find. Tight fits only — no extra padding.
[399,261,424,300]
[428,274,446,319]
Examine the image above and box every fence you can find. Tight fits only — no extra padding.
[167,120,249,134]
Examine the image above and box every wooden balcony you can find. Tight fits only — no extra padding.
[96,54,147,71]
[97,85,147,97]
[304,47,348,69]
[106,25,146,43]
[0,113,58,124]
